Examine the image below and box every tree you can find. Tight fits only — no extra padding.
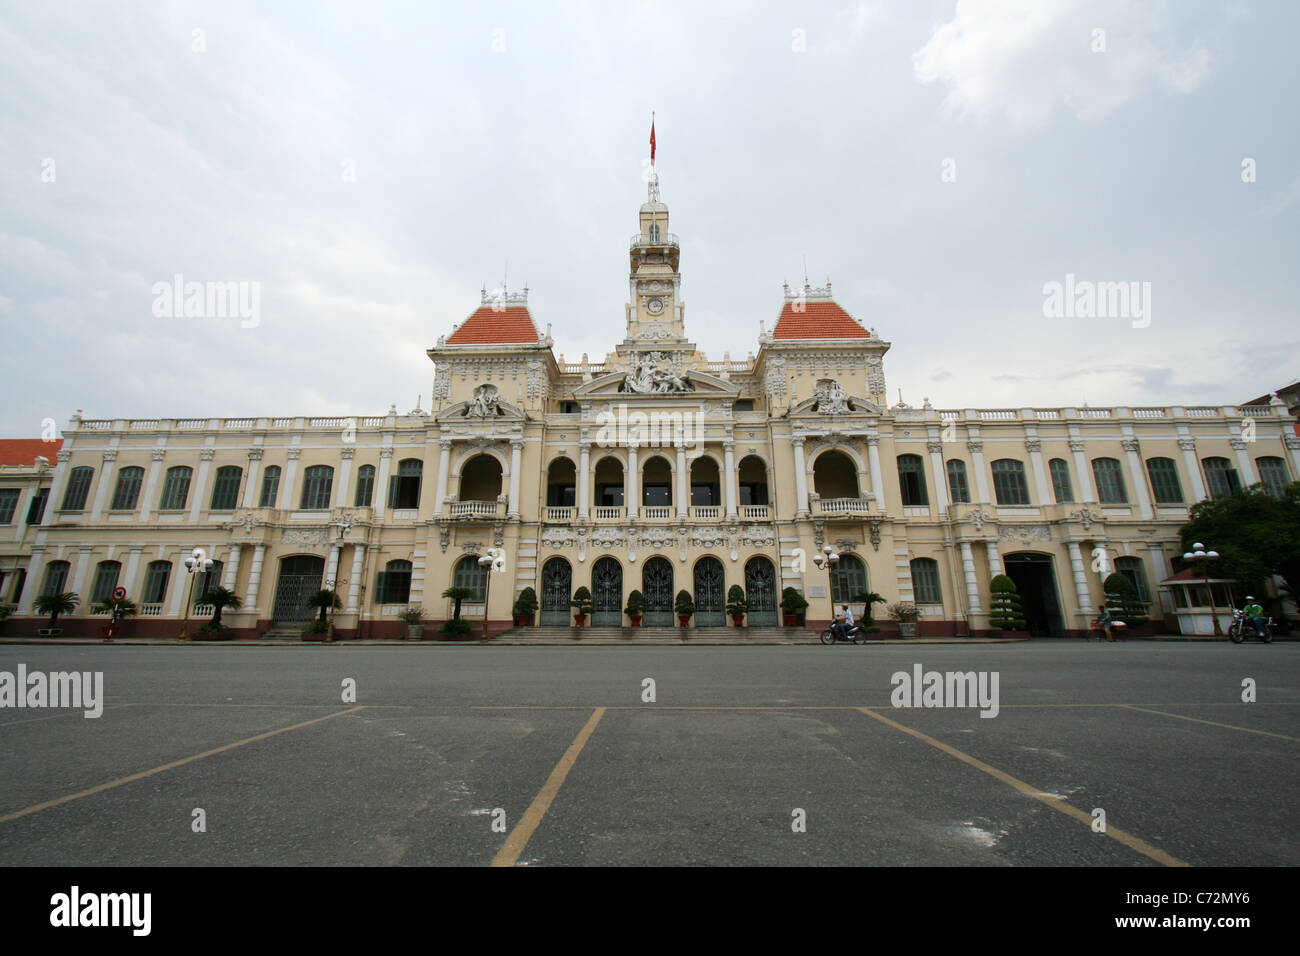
[306,588,342,624]
[1180,482,1300,598]
[35,592,79,629]
[1103,572,1148,628]
[988,574,1026,630]
[853,590,887,622]
[441,586,477,621]
[198,586,242,627]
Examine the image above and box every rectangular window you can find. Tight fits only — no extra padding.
[1145,458,1184,504]
[209,466,242,510]
[946,461,970,504]
[259,466,281,508]
[111,467,144,510]
[26,488,49,524]
[991,460,1030,505]
[910,559,942,604]
[0,489,20,524]
[160,467,192,510]
[61,467,94,510]
[90,562,121,604]
[898,456,928,507]
[1091,458,1127,504]
[1256,457,1290,498]
[1049,459,1074,503]
[143,562,171,604]
[42,561,70,596]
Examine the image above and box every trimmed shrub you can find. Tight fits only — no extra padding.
[988,574,1026,630]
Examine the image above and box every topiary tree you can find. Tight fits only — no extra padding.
[570,586,594,618]
[988,574,1026,630]
[624,589,646,617]
[726,584,748,617]
[1103,572,1148,628]
[513,587,538,617]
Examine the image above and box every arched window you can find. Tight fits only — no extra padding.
[1049,458,1074,503]
[111,467,144,510]
[640,456,670,506]
[300,465,334,510]
[738,456,769,506]
[593,456,625,507]
[453,555,488,603]
[376,559,412,604]
[459,455,502,502]
[354,465,376,506]
[897,455,928,506]
[388,459,423,509]
[61,466,95,510]
[1202,457,1240,498]
[1091,458,1127,504]
[991,459,1030,505]
[1115,556,1149,603]
[546,458,576,507]
[1256,457,1290,498]
[830,553,867,606]
[142,561,171,604]
[812,450,859,499]
[41,560,70,596]
[910,558,942,605]
[160,466,192,510]
[196,561,223,603]
[1145,458,1183,504]
[259,465,281,508]
[649,223,661,242]
[946,460,970,504]
[210,465,243,510]
[91,561,121,604]
[690,457,720,507]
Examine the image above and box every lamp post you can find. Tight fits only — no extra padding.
[812,545,841,631]
[1182,541,1221,636]
[181,547,213,641]
[478,548,504,641]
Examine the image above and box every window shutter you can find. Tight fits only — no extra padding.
[375,572,387,604]
[388,476,399,508]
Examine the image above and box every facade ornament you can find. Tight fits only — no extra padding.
[1068,440,1085,453]
[542,526,580,549]
[813,520,825,550]
[379,447,394,459]
[1121,438,1141,453]
[999,524,1051,543]
[640,527,677,549]
[740,525,775,548]
[868,521,882,551]
[865,435,880,447]
[1024,439,1041,453]
[151,449,166,461]
[926,440,944,454]
[589,526,626,548]
[466,383,502,418]
[247,448,263,460]
[1177,437,1197,452]
[199,448,215,461]
[966,508,992,532]
[439,525,450,552]
[340,447,355,459]
[102,450,117,462]
[1068,508,1097,531]
[691,527,728,548]
[1229,438,1247,451]
[966,440,983,454]
[287,448,302,460]
[1284,437,1300,450]
[57,449,72,462]
[620,352,693,393]
[283,529,328,544]
[494,522,504,548]
[814,378,850,415]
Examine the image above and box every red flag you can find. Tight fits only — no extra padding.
[650,119,656,166]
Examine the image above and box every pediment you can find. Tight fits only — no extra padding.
[788,393,882,418]
[435,399,528,423]
[574,368,740,398]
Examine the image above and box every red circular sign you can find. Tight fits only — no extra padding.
[112,586,127,601]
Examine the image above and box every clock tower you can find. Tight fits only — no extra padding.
[624,166,687,346]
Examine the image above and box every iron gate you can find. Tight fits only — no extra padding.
[272,555,324,625]
[642,557,674,627]
[745,557,778,626]
[694,557,725,627]
[591,557,623,627]
[540,557,572,626]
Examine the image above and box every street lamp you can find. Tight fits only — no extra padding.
[181,547,214,641]
[477,548,504,641]
[1182,541,1222,637]
[812,545,841,631]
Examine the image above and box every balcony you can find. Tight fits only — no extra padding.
[546,506,575,522]
[593,506,626,521]
[690,505,721,520]
[740,505,770,520]
[816,497,872,517]
[629,232,680,250]
[139,604,164,617]
[642,506,673,519]
[447,499,504,520]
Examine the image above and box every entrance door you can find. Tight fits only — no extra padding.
[540,557,571,626]
[745,556,778,626]
[642,556,674,627]
[591,557,623,627]
[1003,552,1064,637]
[694,557,725,627]
[272,555,325,625]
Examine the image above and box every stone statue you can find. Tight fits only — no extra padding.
[467,384,501,418]
[814,378,849,414]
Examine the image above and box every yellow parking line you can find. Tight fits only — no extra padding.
[491,707,606,867]
[0,706,366,825]
[856,707,1188,867]
[1115,704,1300,742]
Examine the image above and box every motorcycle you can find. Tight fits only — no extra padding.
[1228,607,1273,644]
[820,622,869,645]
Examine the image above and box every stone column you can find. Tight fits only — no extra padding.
[792,436,810,517]
[246,544,267,617]
[167,555,189,618]
[122,546,144,601]
[433,439,452,515]
[1122,438,1154,519]
[723,441,737,519]
[242,448,263,508]
[986,539,1003,579]
[223,544,242,590]
[967,440,991,504]
[1286,437,1300,484]
[1231,438,1258,486]
[374,447,393,519]
[326,543,341,589]
[280,448,301,511]
[866,436,886,511]
[675,443,688,518]
[335,447,355,508]
[959,541,983,615]
[1146,542,1173,613]
[90,450,117,520]
[577,441,591,518]
[139,449,165,521]
[1066,541,1094,622]
[17,545,46,614]
[626,442,639,519]
[1178,437,1207,501]
[347,544,365,612]
[1025,439,1050,506]
[1069,440,1094,502]
[42,449,73,525]
[508,439,523,519]
[927,440,948,514]
[189,449,214,522]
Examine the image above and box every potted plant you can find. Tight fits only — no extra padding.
[303,588,341,641]
[726,585,748,626]
[674,589,695,628]
[513,587,538,627]
[887,601,920,638]
[400,605,424,640]
[624,589,646,626]
[91,596,137,641]
[571,586,594,627]
[780,587,808,627]
[988,574,1026,634]
[35,592,79,636]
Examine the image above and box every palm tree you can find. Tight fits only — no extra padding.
[199,586,243,627]
[92,597,138,620]
[853,590,887,623]
[441,586,476,621]
[306,588,342,624]
[35,592,79,630]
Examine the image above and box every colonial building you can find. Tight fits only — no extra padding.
[3,166,1298,638]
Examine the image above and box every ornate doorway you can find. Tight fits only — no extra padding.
[693,557,725,627]
[591,557,623,627]
[272,555,324,625]
[540,557,572,626]
[744,556,778,626]
[1003,552,1065,637]
[642,556,674,627]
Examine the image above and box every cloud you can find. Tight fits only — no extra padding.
[912,0,1212,125]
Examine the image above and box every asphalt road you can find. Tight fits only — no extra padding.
[1,643,1295,866]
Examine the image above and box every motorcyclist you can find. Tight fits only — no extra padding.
[1094,604,1115,642]
[836,604,855,640]
[1243,596,1266,637]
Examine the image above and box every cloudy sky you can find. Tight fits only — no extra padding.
[1,0,1297,436]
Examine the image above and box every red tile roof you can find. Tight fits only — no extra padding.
[772,300,870,340]
[0,438,62,467]
[445,306,539,345]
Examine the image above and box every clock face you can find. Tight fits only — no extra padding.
[647,297,664,315]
